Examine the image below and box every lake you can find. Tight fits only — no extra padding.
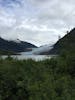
[1,55,56,61]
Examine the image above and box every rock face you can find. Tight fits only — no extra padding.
[0,37,37,53]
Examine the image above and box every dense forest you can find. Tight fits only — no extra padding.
[0,52,75,100]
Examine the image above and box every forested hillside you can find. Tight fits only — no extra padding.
[0,37,37,54]
[49,28,75,55]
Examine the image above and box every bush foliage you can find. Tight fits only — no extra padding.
[0,54,75,100]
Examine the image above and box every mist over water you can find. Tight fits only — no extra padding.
[21,45,53,55]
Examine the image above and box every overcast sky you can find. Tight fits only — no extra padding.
[0,0,75,46]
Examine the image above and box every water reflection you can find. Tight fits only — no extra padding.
[1,55,55,61]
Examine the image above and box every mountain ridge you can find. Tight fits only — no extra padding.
[0,37,37,54]
[48,28,75,55]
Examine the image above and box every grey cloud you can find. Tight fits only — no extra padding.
[30,0,50,3]
[0,0,22,8]
[0,0,75,46]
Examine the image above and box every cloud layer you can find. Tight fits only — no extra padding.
[0,0,75,46]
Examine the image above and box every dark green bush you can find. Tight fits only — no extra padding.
[0,54,75,100]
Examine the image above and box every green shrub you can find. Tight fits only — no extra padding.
[0,55,75,100]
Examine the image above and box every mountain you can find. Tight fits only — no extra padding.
[48,28,75,55]
[0,37,37,54]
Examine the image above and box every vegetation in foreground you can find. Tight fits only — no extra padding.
[0,53,75,100]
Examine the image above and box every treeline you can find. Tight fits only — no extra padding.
[0,53,75,100]
[0,50,17,55]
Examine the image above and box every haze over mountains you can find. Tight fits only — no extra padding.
[21,44,53,55]
[24,27,75,55]
[0,28,75,55]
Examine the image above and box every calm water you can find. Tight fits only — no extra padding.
[1,55,55,61]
